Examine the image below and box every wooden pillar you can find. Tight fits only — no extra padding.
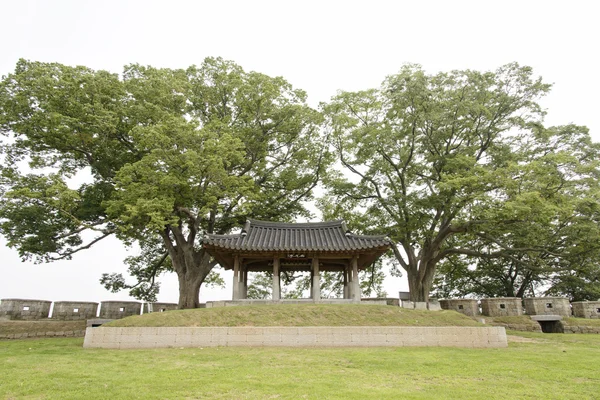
[232,255,240,300]
[242,269,248,299]
[312,257,321,301]
[309,268,314,299]
[352,256,360,302]
[343,267,349,299]
[347,263,354,300]
[273,257,281,301]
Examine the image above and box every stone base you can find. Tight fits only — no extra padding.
[87,319,114,327]
[83,326,508,349]
[206,299,366,308]
[530,315,563,322]
[400,300,442,311]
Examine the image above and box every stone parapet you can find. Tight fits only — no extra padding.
[439,299,479,316]
[83,326,507,349]
[143,302,179,313]
[206,299,359,308]
[523,297,571,317]
[0,299,52,320]
[99,301,142,319]
[0,329,85,340]
[571,301,600,319]
[52,301,99,320]
[480,298,523,317]
[362,298,400,306]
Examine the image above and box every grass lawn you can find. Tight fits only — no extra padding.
[106,304,482,327]
[1,332,599,399]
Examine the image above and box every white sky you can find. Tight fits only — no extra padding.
[0,0,598,305]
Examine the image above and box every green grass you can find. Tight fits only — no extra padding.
[1,333,599,399]
[106,304,482,327]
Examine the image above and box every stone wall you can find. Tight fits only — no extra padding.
[83,326,508,349]
[0,299,51,320]
[523,297,571,317]
[480,298,523,317]
[52,301,99,320]
[562,324,600,334]
[362,298,400,306]
[439,299,479,316]
[0,329,86,340]
[571,301,600,319]
[143,302,179,313]
[99,301,142,319]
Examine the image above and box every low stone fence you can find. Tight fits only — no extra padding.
[439,299,479,316]
[83,326,507,349]
[0,329,86,340]
[523,297,571,318]
[206,299,382,307]
[52,301,99,321]
[571,301,600,319]
[480,298,523,317]
[563,324,600,334]
[0,299,52,320]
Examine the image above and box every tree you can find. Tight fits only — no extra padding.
[322,63,599,302]
[0,58,327,308]
[432,124,600,300]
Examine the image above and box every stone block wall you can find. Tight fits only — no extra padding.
[0,299,51,320]
[523,297,571,317]
[439,299,479,316]
[362,298,400,306]
[143,302,179,313]
[480,297,523,317]
[52,301,99,320]
[571,301,600,319]
[99,301,142,319]
[83,326,508,349]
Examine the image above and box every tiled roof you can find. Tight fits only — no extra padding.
[203,220,390,252]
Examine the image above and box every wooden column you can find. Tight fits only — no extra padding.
[242,269,248,299]
[312,257,321,300]
[273,257,281,301]
[232,255,240,300]
[352,256,360,302]
[343,267,349,299]
[309,268,314,299]
[347,263,354,300]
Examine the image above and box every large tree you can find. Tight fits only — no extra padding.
[432,125,600,300]
[322,63,600,302]
[0,58,327,308]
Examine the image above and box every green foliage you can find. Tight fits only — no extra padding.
[322,62,600,301]
[0,58,327,306]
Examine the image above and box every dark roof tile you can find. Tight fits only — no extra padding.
[203,219,390,252]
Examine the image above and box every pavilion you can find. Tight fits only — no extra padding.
[202,220,391,302]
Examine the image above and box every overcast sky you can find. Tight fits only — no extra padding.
[0,0,598,305]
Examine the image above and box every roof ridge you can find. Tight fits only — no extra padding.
[347,233,390,241]
[205,233,242,238]
[247,219,345,228]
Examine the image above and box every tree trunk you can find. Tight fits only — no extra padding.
[169,245,213,309]
[177,272,203,309]
[406,260,437,302]
[408,274,434,302]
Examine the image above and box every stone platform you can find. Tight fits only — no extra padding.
[205,299,388,307]
[83,326,507,349]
